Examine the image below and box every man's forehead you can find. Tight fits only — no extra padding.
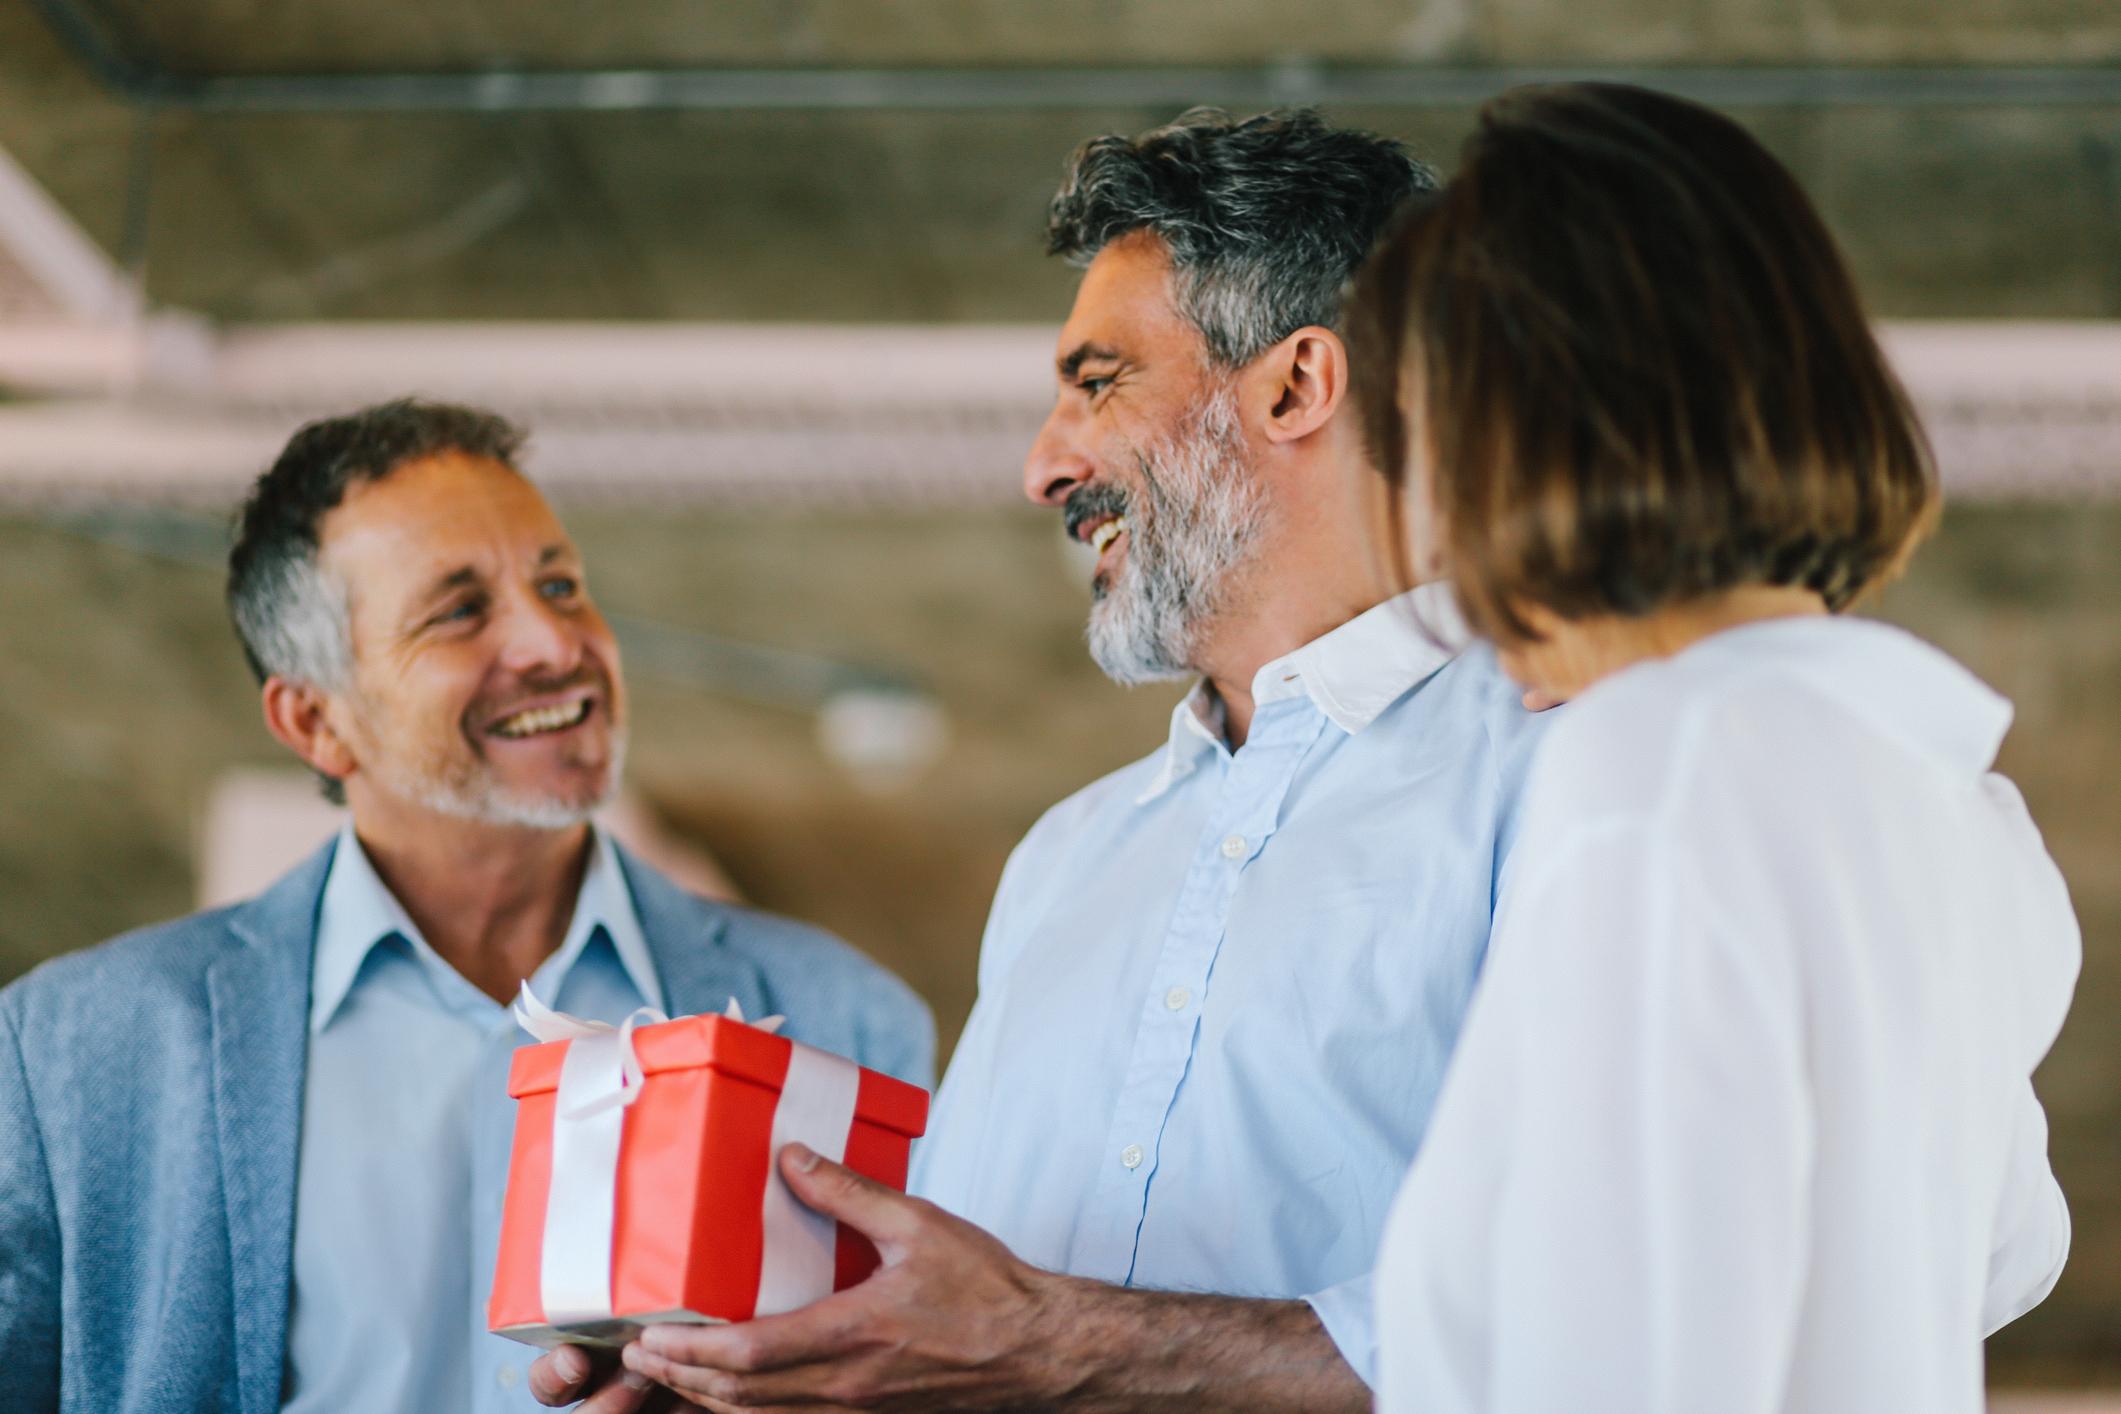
[319,454,571,585]
[1054,232,1187,362]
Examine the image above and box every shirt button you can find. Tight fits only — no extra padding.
[495,1364,521,1390]
[1164,986,1190,1011]
[1219,834,1246,860]
[1120,1143,1145,1170]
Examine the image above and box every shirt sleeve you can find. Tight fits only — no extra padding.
[1982,1079,2070,1334]
[1302,1272,1379,1389]
[0,998,62,1412]
[1483,821,1814,1414]
[1971,772,2076,1334]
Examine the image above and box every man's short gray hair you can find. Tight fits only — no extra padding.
[1046,107,1438,368]
[229,549,354,692]
[227,398,525,690]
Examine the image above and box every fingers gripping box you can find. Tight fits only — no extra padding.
[488,992,929,1348]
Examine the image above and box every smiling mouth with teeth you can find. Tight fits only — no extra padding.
[490,698,593,739]
[1089,516,1129,555]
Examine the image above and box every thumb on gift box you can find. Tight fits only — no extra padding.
[778,1143,925,1252]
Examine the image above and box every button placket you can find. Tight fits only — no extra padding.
[1069,703,1330,1286]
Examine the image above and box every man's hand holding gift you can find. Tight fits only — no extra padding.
[535,1141,1063,1411]
[534,1143,1363,1414]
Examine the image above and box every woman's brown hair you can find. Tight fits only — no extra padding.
[1346,82,1939,646]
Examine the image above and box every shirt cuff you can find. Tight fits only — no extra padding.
[1302,1273,1377,1390]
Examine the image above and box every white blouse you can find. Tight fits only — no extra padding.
[1375,616,2079,1414]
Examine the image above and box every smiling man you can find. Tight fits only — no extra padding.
[538,110,1552,1414]
[0,400,932,1414]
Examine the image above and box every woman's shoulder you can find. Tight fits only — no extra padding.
[1526,623,1878,832]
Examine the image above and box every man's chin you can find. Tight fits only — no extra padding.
[476,789,606,830]
[484,768,622,830]
[1086,608,1193,686]
[388,767,620,832]
[477,739,627,828]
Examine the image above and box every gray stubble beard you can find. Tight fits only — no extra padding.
[352,689,628,831]
[1087,385,1266,685]
[405,735,627,830]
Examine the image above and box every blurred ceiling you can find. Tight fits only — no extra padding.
[0,0,2116,323]
[25,0,2118,74]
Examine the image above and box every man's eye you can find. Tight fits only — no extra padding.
[539,576,580,601]
[434,597,484,626]
[1080,376,1113,397]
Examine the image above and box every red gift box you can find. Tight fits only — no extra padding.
[489,999,929,1348]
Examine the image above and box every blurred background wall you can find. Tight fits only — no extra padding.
[1,0,2115,1397]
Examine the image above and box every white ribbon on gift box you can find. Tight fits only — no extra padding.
[512,984,862,1326]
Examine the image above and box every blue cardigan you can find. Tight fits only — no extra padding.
[0,840,934,1413]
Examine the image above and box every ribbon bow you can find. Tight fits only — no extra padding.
[723,997,789,1035]
[513,983,668,1118]
[513,985,788,1117]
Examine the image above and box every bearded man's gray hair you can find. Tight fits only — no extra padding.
[1046,107,1438,368]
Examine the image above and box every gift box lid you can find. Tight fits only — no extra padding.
[506,1012,928,1138]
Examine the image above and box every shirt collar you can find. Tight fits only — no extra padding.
[309,823,663,1034]
[1135,583,1464,804]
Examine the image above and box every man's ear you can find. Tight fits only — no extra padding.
[1249,326,1349,447]
[260,677,357,791]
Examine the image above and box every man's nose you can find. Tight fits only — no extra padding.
[497,591,584,678]
[1022,405,1092,508]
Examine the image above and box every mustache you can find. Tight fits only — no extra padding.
[1062,483,1130,542]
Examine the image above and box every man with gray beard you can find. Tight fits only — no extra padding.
[0,399,931,1414]
[541,111,1551,1413]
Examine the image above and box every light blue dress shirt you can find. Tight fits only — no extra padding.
[282,826,663,1414]
[910,586,1551,1388]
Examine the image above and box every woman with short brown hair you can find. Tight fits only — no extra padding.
[1355,83,2079,1413]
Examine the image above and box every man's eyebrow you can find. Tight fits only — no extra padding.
[1057,343,1121,380]
[424,566,481,597]
[536,545,573,567]
[401,565,481,626]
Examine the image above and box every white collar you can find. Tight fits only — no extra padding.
[309,823,663,1033]
[1136,582,1464,804]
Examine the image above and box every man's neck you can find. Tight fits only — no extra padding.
[347,808,594,1005]
[1192,432,1405,748]
[1197,576,1389,750]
